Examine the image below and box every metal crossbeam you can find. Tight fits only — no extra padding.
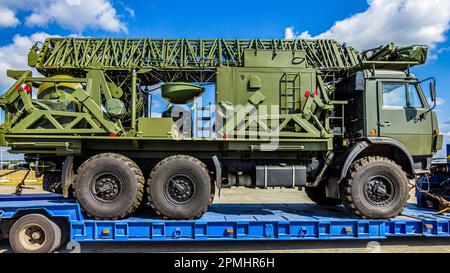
[31,38,361,75]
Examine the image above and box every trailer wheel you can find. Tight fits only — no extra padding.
[42,172,63,194]
[75,153,144,220]
[340,156,409,219]
[305,183,342,206]
[147,155,213,220]
[9,214,61,253]
[54,218,70,247]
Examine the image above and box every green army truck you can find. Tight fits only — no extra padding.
[0,38,443,220]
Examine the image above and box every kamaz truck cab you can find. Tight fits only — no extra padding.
[337,69,441,163]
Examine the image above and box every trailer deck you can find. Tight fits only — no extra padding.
[1,194,450,243]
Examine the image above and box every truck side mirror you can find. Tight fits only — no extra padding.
[430,82,437,102]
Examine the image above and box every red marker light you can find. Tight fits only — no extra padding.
[16,84,31,93]
[109,134,118,138]
[24,85,31,93]
[223,135,229,139]
[314,90,319,96]
[305,91,311,97]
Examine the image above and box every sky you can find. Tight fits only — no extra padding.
[0,0,449,158]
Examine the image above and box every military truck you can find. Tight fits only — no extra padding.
[0,38,443,220]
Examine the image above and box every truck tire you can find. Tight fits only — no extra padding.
[54,218,70,247]
[147,155,213,220]
[305,183,342,206]
[9,214,61,253]
[75,153,144,220]
[340,156,409,219]
[42,172,62,194]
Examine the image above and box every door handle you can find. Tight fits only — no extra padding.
[379,121,392,127]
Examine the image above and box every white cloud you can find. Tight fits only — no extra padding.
[25,0,128,33]
[0,32,60,90]
[285,27,311,39]
[66,0,81,5]
[0,0,128,33]
[435,97,446,107]
[285,0,450,50]
[0,6,20,27]
[125,7,135,19]
[428,97,446,107]
[284,27,295,39]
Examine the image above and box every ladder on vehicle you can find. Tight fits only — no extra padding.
[195,103,213,138]
[280,73,301,114]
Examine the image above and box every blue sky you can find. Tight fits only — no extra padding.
[0,0,370,39]
[0,0,449,158]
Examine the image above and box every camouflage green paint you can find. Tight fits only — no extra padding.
[0,38,439,162]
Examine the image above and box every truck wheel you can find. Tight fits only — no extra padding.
[42,172,63,194]
[9,214,61,253]
[305,183,342,206]
[340,156,409,219]
[75,153,144,220]
[147,155,213,220]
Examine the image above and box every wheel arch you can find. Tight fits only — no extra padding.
[11,209,70,223]
[2,209,70,236]
[337,138,415,182]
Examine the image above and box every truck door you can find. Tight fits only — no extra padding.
[377,81,432,156]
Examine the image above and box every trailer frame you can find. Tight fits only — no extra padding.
[1,194,450,249]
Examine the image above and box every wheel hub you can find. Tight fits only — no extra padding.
[31,231,41,240]
[165,175,195,204]
[92,173,123,202]
[19,224,46,250]
[365,176,394,206]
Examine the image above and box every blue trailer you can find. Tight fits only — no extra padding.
[1,193,450,253]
